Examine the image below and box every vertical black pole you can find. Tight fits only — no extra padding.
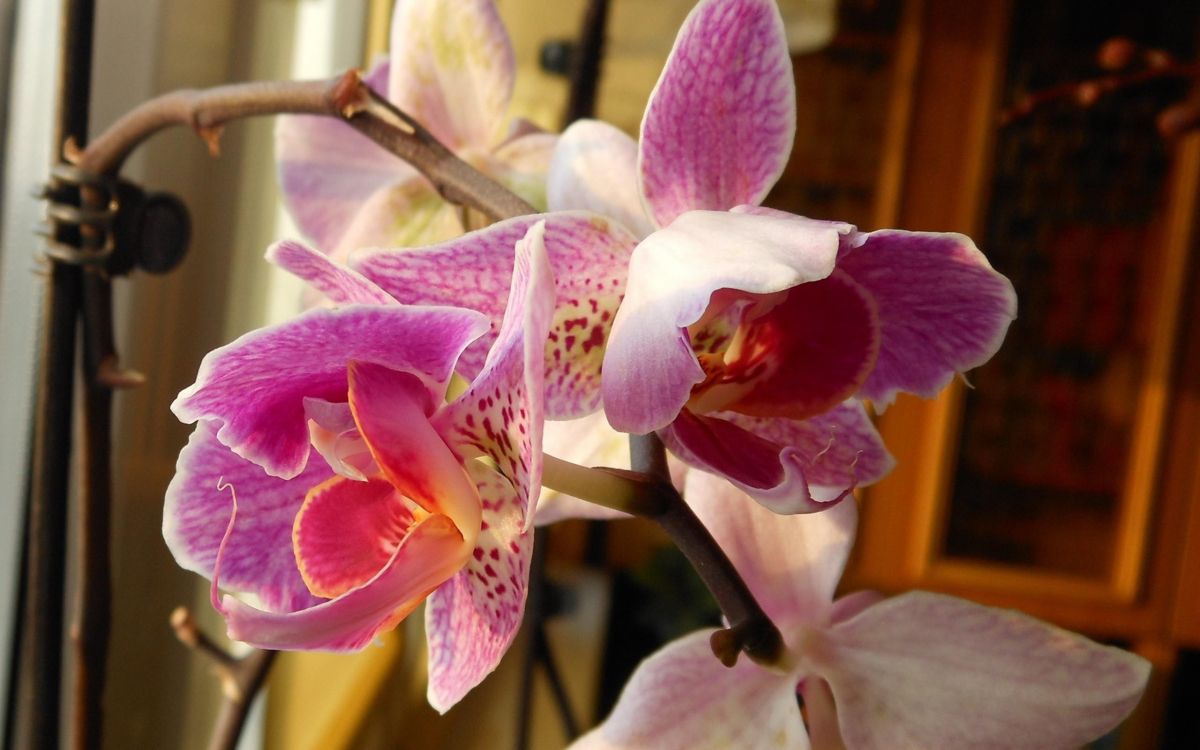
[13,0,95,748]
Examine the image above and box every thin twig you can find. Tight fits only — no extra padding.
[74,71,534,221]
[170,608,276,750]
[1000,59,1200,126]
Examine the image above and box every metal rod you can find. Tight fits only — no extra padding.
[14,0,96,747]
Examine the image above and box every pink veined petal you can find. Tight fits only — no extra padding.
[837,230,1018,408]
[602,210,840,434]
[389,0,514,152]
[661,410,850,515]
[569,630,810,750]
[808,591,1151,750]
[171,305,489,479]
[266,240,395,306]
[718,401,896,489]
[352,212,635,419]
[346,361,482,543]
[489,130,559,212]
[434,222,554,529]
[275,58,411,253]
[164,421,330,613]
[639,0,796,226]
[425,463,534,712]
[292,474,415,599]
[221,513,468,651]
[549,119,656,239]
[685,469,855,629]
[327,176,464,264]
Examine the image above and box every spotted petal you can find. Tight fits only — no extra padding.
[808,592,1151,750]
[570,630,808,750]
[389,0,514,152]
[549,119,655,239]
[354,212,636,419]
[164,421,329,613]
[172,305,488,479]
[838,230,1018,408]
[275,59,407,253]
[639,0,795,226]
[685,469,855,630]
[425,463,534,712]
[602,210,841,434]
[434,221,554,527]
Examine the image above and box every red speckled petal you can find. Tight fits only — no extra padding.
[434,222,555,528]
[639,0,795,226]
[352,212,636,419]
[425,463,533,712]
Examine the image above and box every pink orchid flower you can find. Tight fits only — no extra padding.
[548,0,1017,514]
[277,0,555,259]
[165,223,554,711]
[573,470,1150,750]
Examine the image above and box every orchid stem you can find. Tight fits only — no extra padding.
[74,72,534,222]
[542,442,785,668]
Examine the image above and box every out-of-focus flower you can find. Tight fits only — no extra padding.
[572,470,1150,750]
[276,0,556,259]
[549,0,1016,514]
[165,223,553,711]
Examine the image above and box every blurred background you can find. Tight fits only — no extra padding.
[0,0,1198,747]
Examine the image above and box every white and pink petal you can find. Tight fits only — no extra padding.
[266,240,395,306]
[602,210,841,434]
[549,119,655,239]
[275,59,409,254]
[388,0,514,152]
[569,630,809,750]
[807,591,1150,750]
[434,222,554,526]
